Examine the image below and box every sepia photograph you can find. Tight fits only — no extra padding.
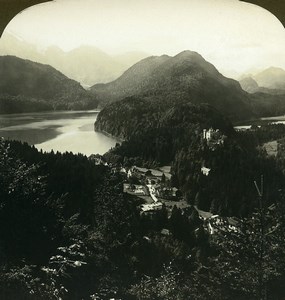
[1,0,285,299]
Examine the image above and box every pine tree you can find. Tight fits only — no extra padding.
[207,202,285,299]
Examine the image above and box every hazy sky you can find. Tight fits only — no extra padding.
[2,0,285,75]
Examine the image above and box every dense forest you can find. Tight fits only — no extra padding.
[95,99,234,141]
[2,126,285,299]
[0,94,53,113]
[100,102,285,217]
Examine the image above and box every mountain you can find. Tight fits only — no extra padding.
[51,46,123,86]
[91,50,253,121]
[253,67,285,90]
[0,34,148,86]
[239,76,285,95]
[0,55,98,113]
[247,92,285,117]
[44,46,148,87]
[239,77,259,93]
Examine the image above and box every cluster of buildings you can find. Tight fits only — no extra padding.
[123,183,147,195]
[193,206,241,235]
[122,165,182,215]
[127,166,171,182]
[91,158,241,237]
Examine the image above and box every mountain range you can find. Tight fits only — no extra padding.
[239,67,285,94]
[0,34,148,86]
[94,50,285,146]
[92,50,253,121]
[254,67,285,90]
[1,50,285,121]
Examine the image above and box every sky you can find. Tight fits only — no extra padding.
[2,0,285,76]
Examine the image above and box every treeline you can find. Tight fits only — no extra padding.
[0,94,53,113]
[0,93,98,114]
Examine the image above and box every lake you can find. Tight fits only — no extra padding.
[0,110,118,156]
[235,115,285,130]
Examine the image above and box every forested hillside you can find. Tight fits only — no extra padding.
[93,51,285,125]
[96,100,233,164]
[239,76,285,95]
[99,103,285,217]
[0,56,98,113]
[92,50,253,121]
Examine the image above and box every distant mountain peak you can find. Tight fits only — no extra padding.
[264,66,285,72]
[0,33,149,85]
[239,77,259,93]
[253,66,285,90]
[174,50,204,60]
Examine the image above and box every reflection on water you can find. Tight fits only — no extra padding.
[0,126,61,145]
[0,110,118,156]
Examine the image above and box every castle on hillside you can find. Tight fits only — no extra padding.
[202,128,226,149]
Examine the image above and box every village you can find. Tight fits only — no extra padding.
[120,163,240,236]
[122,165,182,212]
[90,128,238,236]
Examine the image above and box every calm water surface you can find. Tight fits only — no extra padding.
[260,115,285,124]
[0,111,117,156]
[235,115,285,130]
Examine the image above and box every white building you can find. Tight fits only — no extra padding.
[201,166,211,176]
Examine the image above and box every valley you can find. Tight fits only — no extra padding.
[2,49,285,299]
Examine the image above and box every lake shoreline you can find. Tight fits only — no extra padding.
[94,127,125,143]
[234,114,285,128]
[0,109,101,117]
[0,110,117,156]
